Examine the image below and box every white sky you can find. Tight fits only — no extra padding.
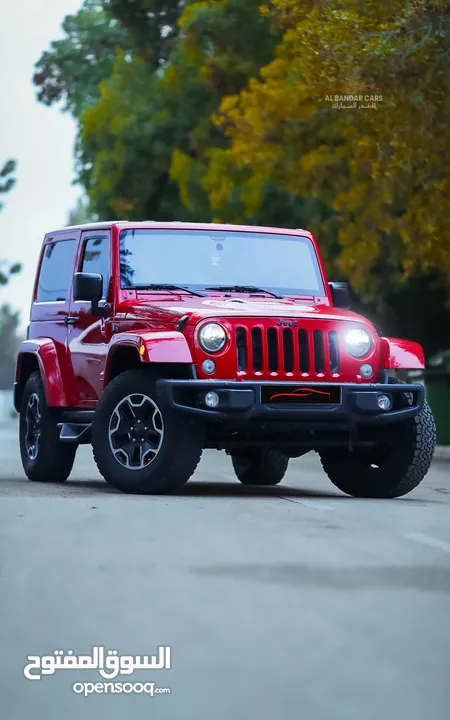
[0,0,83,329]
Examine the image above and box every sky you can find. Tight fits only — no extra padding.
[0,0,83,329]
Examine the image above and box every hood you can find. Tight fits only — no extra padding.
[120,294,375,329]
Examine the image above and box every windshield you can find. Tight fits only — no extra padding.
[119,229,324,296]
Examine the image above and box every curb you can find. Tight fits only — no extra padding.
[434,446,450,462]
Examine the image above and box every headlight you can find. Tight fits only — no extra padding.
[198,322,227,353]
[345,328,372,358]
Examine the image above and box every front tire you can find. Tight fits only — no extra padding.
[19,372,76,483]
[231,448,289,486]
[319,399,436,498]
[91,369,203,494]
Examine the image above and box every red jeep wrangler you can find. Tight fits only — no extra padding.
[15,222,435,497]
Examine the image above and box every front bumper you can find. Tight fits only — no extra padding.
[156,380,424,427]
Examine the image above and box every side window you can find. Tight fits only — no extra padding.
[36,240,77,303]
[80,235,110,299]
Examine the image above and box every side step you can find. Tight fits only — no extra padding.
[58,423,92,445]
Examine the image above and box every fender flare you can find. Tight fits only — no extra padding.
[380,337,425,370]
[105,331,194,384]
[15,339,69,410]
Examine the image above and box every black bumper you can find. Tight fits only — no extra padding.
[156,380,424,427]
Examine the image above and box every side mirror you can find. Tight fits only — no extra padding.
[74,272,102,302]
[329,281,352,309]
[73,272,109,318]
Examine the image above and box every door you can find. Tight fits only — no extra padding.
[67,231,113,407]
[29,234,80,404]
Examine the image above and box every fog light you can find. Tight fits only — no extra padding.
[204,391,220,408]
[377,394,392,411]
[202,359,216,374]
[360,363,374,378]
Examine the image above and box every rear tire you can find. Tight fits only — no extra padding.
[19,372,76,483]
[91,369,203,494]
[319,396,436,499]
[231,448,289,486]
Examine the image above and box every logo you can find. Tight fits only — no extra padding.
[321,83,384,111]
[275,319,298,328]
[24,646,171,681]
[260,384,341,405]
[269,387,331,401]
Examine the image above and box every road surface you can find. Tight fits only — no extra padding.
[0,423,449,720]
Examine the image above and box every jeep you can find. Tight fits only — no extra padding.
[15,222,436,497]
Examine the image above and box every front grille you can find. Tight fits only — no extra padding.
[236,325,340,377]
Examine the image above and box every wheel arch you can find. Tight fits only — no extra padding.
[380,337,425,370]
[14,340,69,411]
[105,332,196,386]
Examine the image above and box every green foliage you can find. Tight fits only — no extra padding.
[0,305,22,390]
[168,0,284,221]
[0,261,21,287]
[104,0,183,62]
[206,0,450,300]
[80,52,209,219]
[35,0,450,352]
[0,159,17,213]
[33,0,131,117]
[35,0,281,221]
[67,195,99,225]
[0,159,22,285]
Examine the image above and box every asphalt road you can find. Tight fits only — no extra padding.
[0,422,449,720]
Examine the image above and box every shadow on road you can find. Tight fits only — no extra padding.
[52,478,429,502]
[176,482,344,499]
[191,563,450,592]
[59,478,343,498]
[1,469,435,503]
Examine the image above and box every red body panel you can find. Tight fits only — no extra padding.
[25,229,81,407]
[16,221,427,408]
[138,332,194,363]
[380,337,425,370]
[16,339,69,406]
[114,294,368,324]
[65,230,113,407]
[105,330,194,384]
[194,316,379,383]
[66,317,111,407]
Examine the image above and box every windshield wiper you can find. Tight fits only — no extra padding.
[205,285,284,299]
[132,284,206,298]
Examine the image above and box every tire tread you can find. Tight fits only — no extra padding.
[319,379,436,498]
[91,369,203,494]
[231,448,289,486]
[20,372,76,483]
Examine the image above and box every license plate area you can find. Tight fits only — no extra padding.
[261,385,342,405]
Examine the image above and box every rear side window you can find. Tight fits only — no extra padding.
[36,239,77,302]
[80,235,110,299]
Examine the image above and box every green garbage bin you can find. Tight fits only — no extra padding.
[425,351,450,446]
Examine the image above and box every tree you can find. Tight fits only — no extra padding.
[0,159,16,211]
[33,0,132,118]
[34,0,450,354]
[67,195,99,225]
[169,0,291,222]
[104,0,184,63]
[0,261,21,287]
[0,305,21,390]
[34,0,188,220]
[203,0,450,301]
[98,0,284,221]
[37,0,281,221]
[79,52,200,220]
[0,159,22,285]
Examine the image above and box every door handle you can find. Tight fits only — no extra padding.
[64,316,79,326]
